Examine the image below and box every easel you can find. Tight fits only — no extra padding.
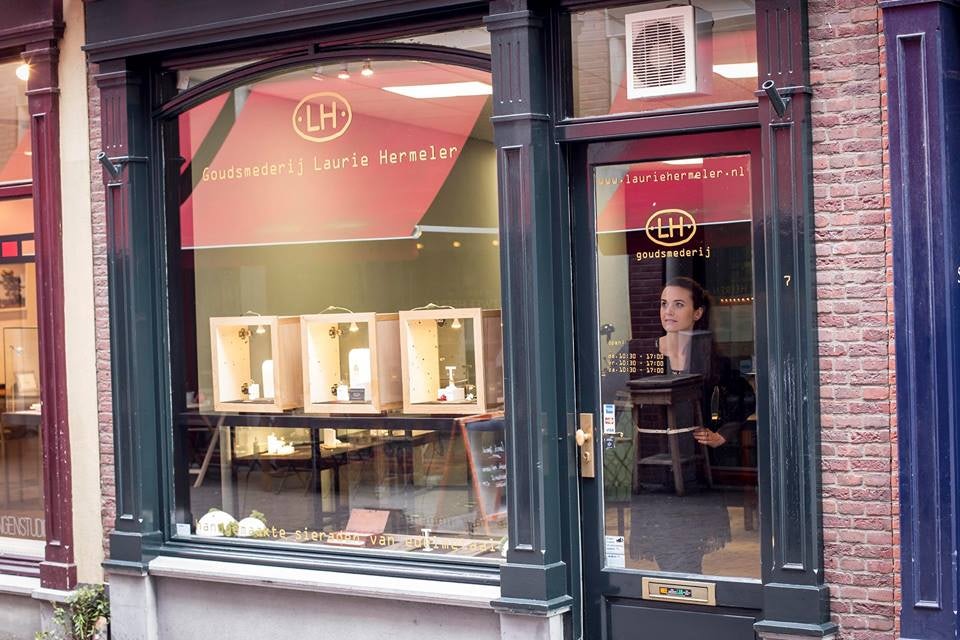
[438,411,506,535]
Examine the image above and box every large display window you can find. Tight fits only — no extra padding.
[170,54,507,561]
[0,59,42,545]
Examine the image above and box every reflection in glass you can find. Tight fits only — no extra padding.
[0,61,31,183]
[189,421,505,557]
[173,58,505,559]
[571,1,757,118]
[0,249,42,543]
[595,154,759,578]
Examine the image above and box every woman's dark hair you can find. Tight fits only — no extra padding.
[664,276,711,331]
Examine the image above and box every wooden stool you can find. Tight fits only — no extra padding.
[629,374,713,496]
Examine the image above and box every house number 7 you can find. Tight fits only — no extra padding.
[784,275,792,286]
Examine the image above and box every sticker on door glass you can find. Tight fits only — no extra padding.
[605,535,626,568]
[603,403,617,434]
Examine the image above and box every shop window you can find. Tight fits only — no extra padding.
[0,60,31,184]
[171,57,506,561]
[571,1,757,118]
[0,61,42,547]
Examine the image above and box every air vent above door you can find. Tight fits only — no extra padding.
[625,6,704,99]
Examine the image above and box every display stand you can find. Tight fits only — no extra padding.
[300,312,401,415]
[398,307,503,415]
[210,315,302,413]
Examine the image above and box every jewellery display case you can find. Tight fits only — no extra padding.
[3,327,40,412]
[398,307,503,415]
[210,315,303,413]
[300,311,402,415]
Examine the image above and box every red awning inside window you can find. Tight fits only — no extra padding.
[180,62,491,249]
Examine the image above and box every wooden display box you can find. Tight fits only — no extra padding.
[210,316,303,413]
[300,312,402,415]
[398,308,503,415]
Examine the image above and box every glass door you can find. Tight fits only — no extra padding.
[574,129,765,640]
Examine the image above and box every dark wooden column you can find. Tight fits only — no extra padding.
[882,1,960,637]
[24,37,76,592]
[96,59,165,571]
[752,0,836,636]
[486,1,576,617]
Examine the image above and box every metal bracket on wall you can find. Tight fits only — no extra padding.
[761,80,790,117]
[96,151,121,179]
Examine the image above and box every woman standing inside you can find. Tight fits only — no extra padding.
[656,276,730,448]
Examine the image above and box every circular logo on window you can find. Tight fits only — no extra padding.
[644,208,698,247]
[292,92,353,142]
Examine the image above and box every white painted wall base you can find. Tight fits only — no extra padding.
[108,571,158,640]
[499,610,566,640]
[154,577,501,640]
[0,593,42,640]
[108,558,568,640]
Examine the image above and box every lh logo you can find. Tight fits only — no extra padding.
[292,92,352,142]
[644,208,697,247]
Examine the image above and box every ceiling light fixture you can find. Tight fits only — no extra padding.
[311,65,325,81]
[337,65,350,80]
[382,81,492,99]
[361,60,374,77]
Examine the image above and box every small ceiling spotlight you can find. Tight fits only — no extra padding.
[311,65,325,81]
[451,318,462,330]
[361,60,374,77]
[337,65,350,80]
[15,63,30,81]
[452,240,462,248]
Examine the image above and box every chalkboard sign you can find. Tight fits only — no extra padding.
[459,412,507,528]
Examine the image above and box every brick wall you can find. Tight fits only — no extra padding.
[87,62,114,558]
[808,1,896,637]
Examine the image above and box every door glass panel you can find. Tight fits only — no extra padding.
[594,154,759,578]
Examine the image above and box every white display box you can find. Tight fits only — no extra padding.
[300,312,402,415]
[398,308,503,415]
[210,316,303,413]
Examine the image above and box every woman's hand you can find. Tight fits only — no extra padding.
[693,427,725,448]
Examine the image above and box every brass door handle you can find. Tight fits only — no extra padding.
[578,413,595,478]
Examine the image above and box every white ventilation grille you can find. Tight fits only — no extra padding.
[625,6,697,99]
